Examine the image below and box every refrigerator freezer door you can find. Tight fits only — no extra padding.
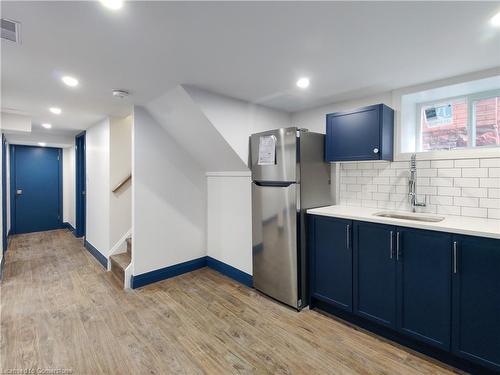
[250,128,297,183]
[252,182,298,308]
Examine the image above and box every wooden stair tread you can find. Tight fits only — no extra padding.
[110,252,131,270]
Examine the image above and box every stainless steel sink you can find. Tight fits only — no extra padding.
[373,211,445,223]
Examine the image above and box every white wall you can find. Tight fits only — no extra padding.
[0,112,31,133]
[291,92,393,134]
[86,118,110,255]
[63,145,75,228]
[184,86,292,165]
[146,86,246,172]
[133,106,206,275]
[110,115,132,250]
[207,173,252,275]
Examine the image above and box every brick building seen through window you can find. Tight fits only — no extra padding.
[420,95,500,151]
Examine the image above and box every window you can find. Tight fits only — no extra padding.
[417,91,500,152]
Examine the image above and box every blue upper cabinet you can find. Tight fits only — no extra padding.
[325,104,394,162]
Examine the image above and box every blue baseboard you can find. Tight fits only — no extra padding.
[131,255,253,289]
[84,240,108,269]
[132,256,207,289]
[206,256,253,288]
[63,222,75,232]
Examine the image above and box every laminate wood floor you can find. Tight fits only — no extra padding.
[1,229,461,375]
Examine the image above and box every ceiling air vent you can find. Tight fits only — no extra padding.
[1,19,21,43]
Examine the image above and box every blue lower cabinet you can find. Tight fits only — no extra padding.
[452,235,500,372]
[396,228,452,350]
[353,222,397,328]
[309,215,353,311]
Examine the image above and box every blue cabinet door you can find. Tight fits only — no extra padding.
[325,104,393,162]
[353,222,396,328]
[452,235,500,372]
[397,228,452,350]
[309,215,353,311]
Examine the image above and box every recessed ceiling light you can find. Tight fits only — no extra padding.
[38,142,46,147]
[62,76,79,87]
[491,11,500,27]
[41,123,52,129]
[49,107,62,115]
[296,77,310,89]
[100,0,123,10]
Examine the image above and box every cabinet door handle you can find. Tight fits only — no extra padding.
[346,224,350,250]
[453,241,458,274]
[390,231,394,259]
[396,232,401,260]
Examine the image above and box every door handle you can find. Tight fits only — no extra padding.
[396,232,401,260]
[453,241,458,274]
[346,224,350,250]
[16,189,23,196]
[390,231,394,259]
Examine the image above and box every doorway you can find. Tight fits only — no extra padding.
[2,134,7,251]
[75,132,86,238]
[10,145,62,234]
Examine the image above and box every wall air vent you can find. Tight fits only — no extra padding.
[1,19,21,43]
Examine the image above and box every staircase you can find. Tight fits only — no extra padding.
[110,237,131,287]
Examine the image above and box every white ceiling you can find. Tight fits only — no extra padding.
[1,1,500,135]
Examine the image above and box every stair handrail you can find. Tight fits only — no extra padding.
[112,173,131,193]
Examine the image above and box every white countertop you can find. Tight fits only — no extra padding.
[307,205,500,240]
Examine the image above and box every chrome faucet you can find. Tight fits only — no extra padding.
[408,153,426,212]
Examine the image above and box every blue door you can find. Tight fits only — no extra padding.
[75,132,86,238]
[353,221,397,328]
[397,228,452,350]
[452,235,500,372]
[309,215,353,311]
[11,145,62,234]
[2,134,7,251]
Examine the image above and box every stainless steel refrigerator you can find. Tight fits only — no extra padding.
[250,127,333,310]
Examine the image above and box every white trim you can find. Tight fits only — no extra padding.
[109,228,132,257]
[206,171,251,177]
[124,263,132,289]
[395,148,500,161]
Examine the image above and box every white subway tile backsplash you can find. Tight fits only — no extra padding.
[337,157,500,220]
[461,168,488,178]
[438,187,461,196]
[454,197,479,208]
[480,178,500,188]
[378,185,396,193]
[418,168,438,177]
[437,205,461,216]
[480,198,500,209]
[489,189,500,199]
[462,187,488,198]
[489,168,500,178]
[347,184,362,192]
[373,192,390,201]
[454,159,480,168]
[480,158,500,168]
[454,178,479,188]
[438,168,461,178]
[431,160,454,168]
[431,196,453,206]
[430,177,454,187]
[372,177,390,185]
[461,207,487,218]
[488,208,500,219]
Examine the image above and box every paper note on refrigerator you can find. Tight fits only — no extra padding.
[258,135,276,165]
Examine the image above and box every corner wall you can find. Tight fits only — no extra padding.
[86,118,111,256]
[110,116,132,250]
[63,145,75,228]
[132,106,206,275]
